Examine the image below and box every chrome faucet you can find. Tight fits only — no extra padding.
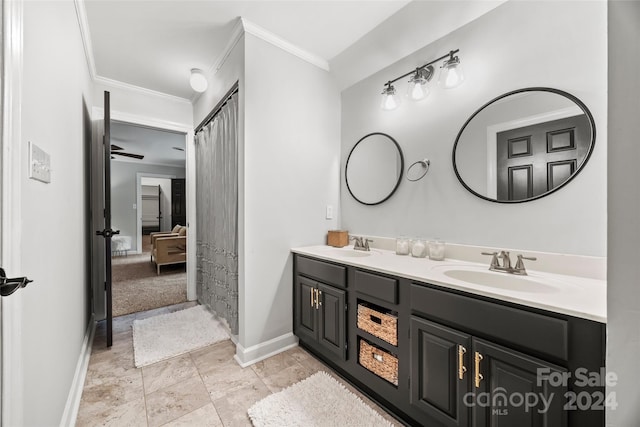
[481,251,536,275]
[350,236,374,251]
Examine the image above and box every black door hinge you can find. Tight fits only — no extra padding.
[104,281,107,290]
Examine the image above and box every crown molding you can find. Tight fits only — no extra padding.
[240,18,330,72]
[75,0,191,105]
[94,76,192,104]
[74,0,97,79]
[209,17,245,75]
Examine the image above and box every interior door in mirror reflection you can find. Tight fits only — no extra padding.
[453,87,596,203]
[496,114,590,201]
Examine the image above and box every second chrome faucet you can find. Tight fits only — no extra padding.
[481,250,537,275]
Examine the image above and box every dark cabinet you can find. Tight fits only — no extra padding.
[294,276,318,343]
[292,254,605,427]
[294,265,347,360]
[171,178,186,227]
[410,316,567,427]
[317,282,347,359]
[410,316,471,427]
[471,338,567,427]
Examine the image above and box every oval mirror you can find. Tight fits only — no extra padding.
[453,88,595,203]
[346,132,404,205]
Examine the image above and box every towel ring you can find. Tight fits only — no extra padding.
[406,159,431,182]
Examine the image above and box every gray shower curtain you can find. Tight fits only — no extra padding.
[195,93,239,334]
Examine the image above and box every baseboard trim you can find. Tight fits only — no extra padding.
[59,316,95,427]
[234,332,298,367]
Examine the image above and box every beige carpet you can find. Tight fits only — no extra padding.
[112,235,187,317]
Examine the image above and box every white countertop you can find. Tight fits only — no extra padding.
[291,245,606,323]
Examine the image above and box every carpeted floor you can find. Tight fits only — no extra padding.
[112,235,187,317]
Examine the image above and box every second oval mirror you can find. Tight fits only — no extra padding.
[453,88,595,203]
[346,132,404,205]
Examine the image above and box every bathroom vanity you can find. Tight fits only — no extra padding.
[292,245,606,427]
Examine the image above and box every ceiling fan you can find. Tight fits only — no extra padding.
[110,144,144,160]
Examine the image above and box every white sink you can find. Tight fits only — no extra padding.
[443,269,562,293]
[328,249,374,258]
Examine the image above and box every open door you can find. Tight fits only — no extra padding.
[94,91,118,347]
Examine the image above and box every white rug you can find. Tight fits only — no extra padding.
[248,371,393,427]
[132,305,230,367]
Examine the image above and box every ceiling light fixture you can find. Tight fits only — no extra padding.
[380,49,462,110]
[190,68,208,93]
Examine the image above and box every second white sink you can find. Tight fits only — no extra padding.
[437,265,574,294]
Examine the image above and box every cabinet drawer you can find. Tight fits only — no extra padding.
[355,270,398,304]
[411,283,569,361]
[296,256,346,288]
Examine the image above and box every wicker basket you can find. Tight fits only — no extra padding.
[327,230,349,247]
[357,304,398,346]
[359,339,398,386]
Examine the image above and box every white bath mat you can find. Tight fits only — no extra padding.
[248,371,393,426]
[132,305,230,367]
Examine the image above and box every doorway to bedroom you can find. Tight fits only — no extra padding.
[109,121,189,317]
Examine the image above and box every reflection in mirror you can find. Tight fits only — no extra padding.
[346,133,404,205]
[453,88,595,203]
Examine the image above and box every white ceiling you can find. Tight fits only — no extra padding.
[83,0,411,99]
[110,121,186,167]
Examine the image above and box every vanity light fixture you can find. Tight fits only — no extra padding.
[190,68,208,93]
[439,51,464,89]
[407,66,434,101]
[380,49,462,110]
[381,83,400,111]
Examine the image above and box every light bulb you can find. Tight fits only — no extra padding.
[381,84,400,111]
[190,69,208,92]
[439,56,464,89]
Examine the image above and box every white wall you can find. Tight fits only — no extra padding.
[19,1,93,424]
[607,1,640,424]
[240,33,341,355]
[192,30,341,361]
[111,162,185,252]
[340,1,607,257]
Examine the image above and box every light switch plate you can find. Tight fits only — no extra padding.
[28,141,51,183]
[325,205,334,220]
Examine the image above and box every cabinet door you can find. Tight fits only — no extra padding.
[472,338,567,427]
[294,276,318,343]
[410,316,472,427]
[317,282,347,360]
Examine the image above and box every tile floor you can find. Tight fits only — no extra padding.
[76,302,398,426]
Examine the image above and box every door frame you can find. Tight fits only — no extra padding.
[1,0,24,424]
[91,107,196,302]
[137,173,176,253]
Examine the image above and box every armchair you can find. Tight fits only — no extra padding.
[150,224,183,261]
[152,234,187,275]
